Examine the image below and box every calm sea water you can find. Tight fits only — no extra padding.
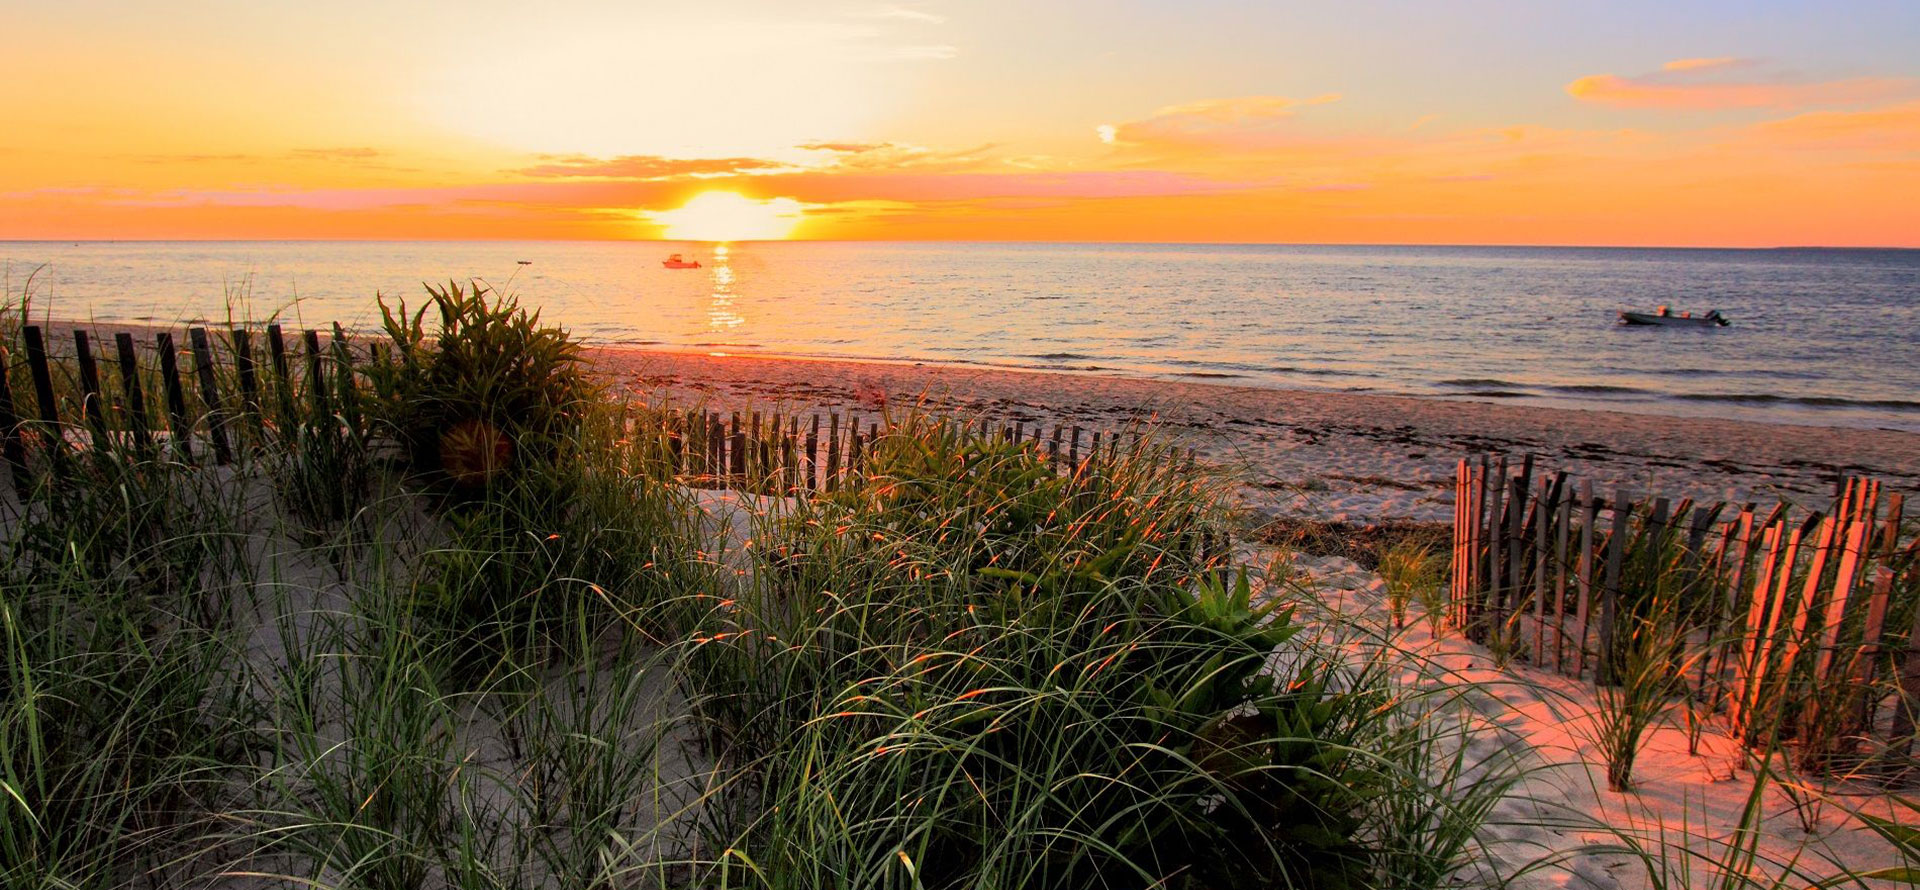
[5,241,1918,430]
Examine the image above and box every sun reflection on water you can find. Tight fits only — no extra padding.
[706,244,744,335]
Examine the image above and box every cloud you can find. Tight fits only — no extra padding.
[1567,60,1913,110]
[798,140,997,172]
[863,4,946,25]
[878,44,958,60]
[1104,94,1342,151]
[797,141,889,154]
[1744,101,1920,151]
[1662,57,1744,72]
[290,146,384,161]
[514,154,794,179]
[769,169,1271,203]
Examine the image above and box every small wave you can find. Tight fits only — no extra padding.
[1265,366,1349,377]
[1673,393,1920,411]
[1023,352,1095,360]
[1460,389,1528,398]
[1546,384,1647,395]
[1174,371,1246,379]
[1440,377,1523,388]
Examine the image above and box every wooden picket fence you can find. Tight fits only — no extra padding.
[0,322,334,491]
[648,406,1172,497]
[0,323,1182,502]
[1452,453,1920,769]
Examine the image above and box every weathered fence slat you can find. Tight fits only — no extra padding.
[0,342,30,495]
[22,327,62,475]
[1596,490,1631,686]
[189,328,233,465]
[113,332,153,454]
[1851,492,1904,733]
[302,329,331,421]
[73,331,109,451]
[233,329,262,436]
[267,324,294,429]
[1532,474,1553,664]
[806,414,820,491]
[825,413,841,492]
[1573,480,1598,678]
[155,332,194,461]
[332,323,359,432]
[1552,488,1572,672]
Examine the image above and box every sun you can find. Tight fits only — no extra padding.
[646,191,805,241]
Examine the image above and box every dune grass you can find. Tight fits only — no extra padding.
[4,283,1917,889]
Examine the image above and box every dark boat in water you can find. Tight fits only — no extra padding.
[1618,306,1728,327]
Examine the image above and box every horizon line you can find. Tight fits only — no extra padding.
[4,237,1917,252]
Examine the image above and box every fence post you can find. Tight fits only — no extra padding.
[301,330,331,423]
[0,342,29,496]
[1732,515,1786,737]
[332,323,359,433]
[155,333,194,462]
[806,414,820,492]
[1851,492,1904,737]
[1574,481,1599,678]
[1479,456,1506,645]
[113,332,154,455]
[825,413,841,492]
[1453,459,1469,625]
[189,328,233,465]
[267,324,295,429]
[1552,485,1573,672]
[22,326,63,479]
[1596,490,1631,687]
[1745,513,1820,743]
[73,331,110,452]
[233,329,263,440]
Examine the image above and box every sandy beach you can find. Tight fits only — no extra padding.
[591,347,1920,523]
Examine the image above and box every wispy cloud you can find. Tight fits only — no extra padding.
[514,154,793,179]
[1567,60,1913,110]
[862,4,946,25]
[878,44,958,61]
[1662,57,1745,72]
[290,146,384,161]
[1101,94,1342,151]
[1743,100,1920,151]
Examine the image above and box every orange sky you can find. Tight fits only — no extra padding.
[3,1,1917,246]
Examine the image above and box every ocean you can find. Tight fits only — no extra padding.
[4,241,1917,431]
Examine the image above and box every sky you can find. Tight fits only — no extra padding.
[3,0,1918,245]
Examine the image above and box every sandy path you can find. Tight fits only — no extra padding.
[589,348,1920,522]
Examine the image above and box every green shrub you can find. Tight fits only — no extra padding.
[368,280,595,485]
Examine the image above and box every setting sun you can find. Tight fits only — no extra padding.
[646,192,805,242]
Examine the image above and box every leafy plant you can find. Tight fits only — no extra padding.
[368,280,595,486]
